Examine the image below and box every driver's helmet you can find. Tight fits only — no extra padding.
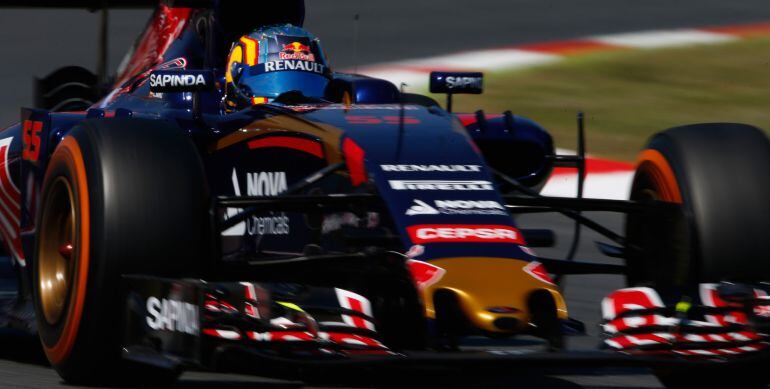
[224,24,331,111]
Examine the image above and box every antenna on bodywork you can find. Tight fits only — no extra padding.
[352,0,362,73]
[97,5,109,86]
[554,111,587,287]
[395,82,408,161]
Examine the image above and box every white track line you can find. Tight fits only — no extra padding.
[591,29,736,49]
[353,67,429,89]
[396,49,560,71]
[541,171,634,200]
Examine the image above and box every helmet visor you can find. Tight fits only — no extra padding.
[240,68,330,100]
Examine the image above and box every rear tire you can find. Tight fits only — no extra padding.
[626,123,770,288]
[32,118,208,385]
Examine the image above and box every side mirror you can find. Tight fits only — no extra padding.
[429,71,483,112]
[148,69,215,93]
[429,72,484,95]
[149,70,215,121]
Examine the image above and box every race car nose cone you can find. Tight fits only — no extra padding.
[422,257,567,334]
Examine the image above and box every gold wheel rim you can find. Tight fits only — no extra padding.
[38,176,76,325]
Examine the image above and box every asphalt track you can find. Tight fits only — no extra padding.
[3,0,770,124]
[0,1,769,387]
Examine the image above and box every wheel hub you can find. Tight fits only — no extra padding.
[38,177,76,325]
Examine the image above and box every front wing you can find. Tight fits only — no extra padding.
[121,276,770,383]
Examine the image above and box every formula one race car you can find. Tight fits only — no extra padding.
[0,1,768,387]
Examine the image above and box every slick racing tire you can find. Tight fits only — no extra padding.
[32,118,208,385]
[625,123,770,288]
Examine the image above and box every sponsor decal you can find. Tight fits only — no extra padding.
[146,297,199,335]
[446,76,483,90]
[120,57,190,100]
[406,199,506,216]
[407,224,524,244]
[264,60,326,74]
[389,180,494,191]
[430,71,483,94]
[246,171,288,197]
[247,214,290,236]
[405,200,439,216]
[381,164,481,173]
[223,168,290,237]
[279,41,316,61]
[22,120,43,162]
[149,73,207,88]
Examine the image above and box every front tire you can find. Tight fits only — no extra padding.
[626,123,770,288]
[626,123,770,389]
[32,118,208,384]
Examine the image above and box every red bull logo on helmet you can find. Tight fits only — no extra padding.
[280,41,315,61]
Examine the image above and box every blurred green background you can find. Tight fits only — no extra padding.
[441,37,770,161]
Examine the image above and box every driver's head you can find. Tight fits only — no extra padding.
[224,25,331,111]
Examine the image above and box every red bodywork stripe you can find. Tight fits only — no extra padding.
[407,224,525,244]
[0,145,20,208]
[516,40,625,55]
[247,136,324,159]
[342,138,367,186]
[551,158,635,176]
[456,113,502,127]
[0,142,23,265]
[702,22,770,37]
[346,297,369,329]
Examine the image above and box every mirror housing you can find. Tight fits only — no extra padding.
[429,71,483,112]
[429,71,483,95]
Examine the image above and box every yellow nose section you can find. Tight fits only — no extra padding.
[423,257,567,333]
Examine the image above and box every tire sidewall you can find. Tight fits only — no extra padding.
[33,135,92,368]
